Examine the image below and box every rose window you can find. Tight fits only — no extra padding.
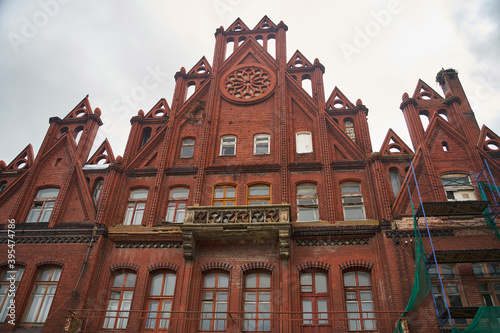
[223,66,274,102]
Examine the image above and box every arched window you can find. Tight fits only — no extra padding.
[389,169,401,198]
[166,187,189,223]
[254,134,270,155]
[23,266,62,323]
[344,119,356,142]
[244,272,271,331]
[145,272,177,330]
[200,272,229,331]
[103,272,136,329]
[180,139,195,158]
[296,132,312,154]
[300,271,329,326]
[247,184,271,205]
[74,126,84,145]
[27,188,60,223]
[344,271,376,331]
[141,127,152,148]
[220,136,237,156]
[0,266,24,322]
[0,181,6,194]
[341,183,365,220]
[297,184,319,222]
[213,185,236,206]
[124,189,148,225]
[93,179,104,206]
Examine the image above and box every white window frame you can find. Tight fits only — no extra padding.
[297,184,319,222]
[165,187,189,223]
[341,183,365,221]
[296,132,312,154]
[124,189,148,225]
[440,174,476,201]
[254,134,270,155]
[220,136,237,156]
[26,188,60,223]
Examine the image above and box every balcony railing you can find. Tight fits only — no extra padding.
[184,204,291,224]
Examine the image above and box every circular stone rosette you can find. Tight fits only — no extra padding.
[221,65,276,104]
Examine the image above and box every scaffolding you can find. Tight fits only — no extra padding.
[401,159,500,333]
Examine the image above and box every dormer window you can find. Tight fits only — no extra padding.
[27,188,60,223]
[441,174,476,201]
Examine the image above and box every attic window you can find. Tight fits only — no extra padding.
[442,141,449,152]
[344,120,356,142]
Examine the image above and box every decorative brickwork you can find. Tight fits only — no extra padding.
[199,262,233,273]
[147,262,180,272]
[296,261,331,272]
[240,262,276,273]
[115,242,182,249]
[338,259,374,271]
[295,238,369,246]
[109,262,140,273]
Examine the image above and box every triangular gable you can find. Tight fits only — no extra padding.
[5,144,34,171]
[478,125,500,152]
[424,114,468,151]
[324,115,366,161]
[59,162,96,222]
[64,95,93,119]
[222,37,278,72]
[226,17,251,32]
[412,79,443,101]
[238,52,260,65]
[287,50,313,70]
[379,129,414,155]
[86,139,115,165]
[0,171,29,206]
[39,132,78,165]
[285,74,319,116]
[187,56,212,75]
[253,16,277,30]
[126,125,168,169]
[325,87,355,110]
[144,98,171,119]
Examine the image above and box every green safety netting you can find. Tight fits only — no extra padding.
[394,202,432,332]
[451,306,500,333]
[478,182,500,241]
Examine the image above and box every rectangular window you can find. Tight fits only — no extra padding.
[220,136,236,156]
[27,188,60,223]
[103,272,136,329]
[165,188,189,223]
[300,272,329,326]
[124,189,148,225]
[145,273,176,330]
[248,185,270,205]
[296,132,312,154]
[200,272,229,331]
[180,139,195,158]
[341,183,365,220]
[254,134,270,155]
[441,174,476,201]
[473,263,500,306]
[0,268,24,322]
[23,267,61,323]
[297,184,319,222]
[429,265,467,326]
[344,271,375,331]
[244,273,271,331]
[213,186,236,206]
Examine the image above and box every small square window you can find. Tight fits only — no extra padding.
[180,139,195,158]
[220,136,236,156]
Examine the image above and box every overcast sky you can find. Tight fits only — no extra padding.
[0,0,499,164]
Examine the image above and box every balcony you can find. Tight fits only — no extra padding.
[181,204,291,260]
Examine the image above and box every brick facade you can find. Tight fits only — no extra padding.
[1,16,499,333]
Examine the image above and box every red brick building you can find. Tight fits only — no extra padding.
[1,16,499,333]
